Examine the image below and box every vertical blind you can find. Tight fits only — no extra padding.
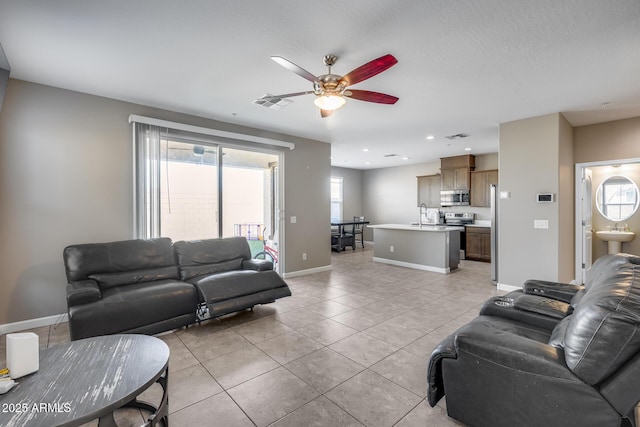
[133,123,163,238]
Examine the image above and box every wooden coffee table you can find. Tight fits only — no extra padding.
[0,334,169,427]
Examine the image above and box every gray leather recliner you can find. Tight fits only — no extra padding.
[428,254,640,427]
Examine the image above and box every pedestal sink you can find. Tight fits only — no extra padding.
[595,230,636,254]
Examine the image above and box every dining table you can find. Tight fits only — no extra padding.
[331,219,370,252]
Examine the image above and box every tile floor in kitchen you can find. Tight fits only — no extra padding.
[1,244,501,426]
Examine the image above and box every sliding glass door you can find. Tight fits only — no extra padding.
[135,124,282,271]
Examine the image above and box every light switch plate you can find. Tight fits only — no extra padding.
[291,216,297,224]
[534,220,549,229]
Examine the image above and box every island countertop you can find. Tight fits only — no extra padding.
[368,224,464,232]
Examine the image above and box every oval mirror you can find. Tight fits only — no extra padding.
[595,175,640,221]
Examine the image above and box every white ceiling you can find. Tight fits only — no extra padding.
[1,0,639,169]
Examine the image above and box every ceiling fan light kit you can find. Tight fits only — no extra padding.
[313,94,346,111]
[267,53,398,117]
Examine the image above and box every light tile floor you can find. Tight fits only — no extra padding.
[1,244,502,426]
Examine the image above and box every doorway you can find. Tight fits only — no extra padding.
[575,157,640,283]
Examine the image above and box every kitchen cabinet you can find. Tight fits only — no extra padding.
[441,167,471,190]
[470,169,499,207]
[466,226,491,262]
[440,155,475,190]
[417,174,441,207]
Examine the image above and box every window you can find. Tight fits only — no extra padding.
[133,121,284,268]
[331,176,343,221]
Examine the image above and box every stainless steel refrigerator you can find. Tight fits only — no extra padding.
[490,184,498,284]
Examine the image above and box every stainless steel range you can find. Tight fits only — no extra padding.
[444,212,475,226]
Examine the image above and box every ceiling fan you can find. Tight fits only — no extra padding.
[264,54,399,118]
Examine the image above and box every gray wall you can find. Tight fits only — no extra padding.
[574,117,640,164]
[498,113,574,287]
[0,79,330,325]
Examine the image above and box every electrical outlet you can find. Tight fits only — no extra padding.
[302,253,307,260]
[390,245,394,252]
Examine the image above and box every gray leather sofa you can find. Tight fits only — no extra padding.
[428,253,640,427]
[63,236,291,340]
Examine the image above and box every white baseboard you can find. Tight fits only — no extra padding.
[283,265,332,278]
[372,257,450,274]
[0,313,68,335]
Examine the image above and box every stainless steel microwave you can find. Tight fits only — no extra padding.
[441,189,470,206]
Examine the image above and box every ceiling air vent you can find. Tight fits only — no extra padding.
[253,94,292,110]
[445,133,469,140]
[384,154,399,158]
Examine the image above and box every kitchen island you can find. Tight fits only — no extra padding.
[368,224,463,273]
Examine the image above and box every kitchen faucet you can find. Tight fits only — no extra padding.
[419,203,427,227]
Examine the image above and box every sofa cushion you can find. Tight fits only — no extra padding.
[98,279,198,334]
[89,265,180,289]
[173,237,252,281]
[557,256,640,385]
[63,238,176,282]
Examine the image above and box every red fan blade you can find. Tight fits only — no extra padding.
[340,54,398,86]
[345,90,399,104]
[271,56,319,83]
[320,109,333,118]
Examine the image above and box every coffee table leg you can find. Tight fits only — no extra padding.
[97,412,118,427]
[127,366,168,427]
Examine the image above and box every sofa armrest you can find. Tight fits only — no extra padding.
[427,333,457,407]
[242,259,273,271]
[523,279,584,303]
[66,280,101,307]
[454,322,572,379]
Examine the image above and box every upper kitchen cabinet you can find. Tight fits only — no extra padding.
[440,155,475,190]
[417,174,441,207]
[470,169,499,207]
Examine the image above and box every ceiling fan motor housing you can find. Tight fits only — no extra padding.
[315,74,347,96]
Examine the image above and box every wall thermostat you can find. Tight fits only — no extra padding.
[536,193,555,203]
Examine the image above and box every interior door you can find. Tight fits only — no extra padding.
[581,168,593,283]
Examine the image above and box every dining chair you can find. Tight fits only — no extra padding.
[331,224,355,251]
[353,216,365,248]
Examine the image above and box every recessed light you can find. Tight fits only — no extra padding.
[426,135,435,140]
[362,148,370,152]
[402,156,410,160]
[464,147,472,151]
[365,161,371,165]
